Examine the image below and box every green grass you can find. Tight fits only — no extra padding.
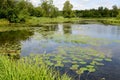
[0,19,9,26]
[0,27,30,32]
[0,55,71,80]
[26,17,120,26]
[26,17,80,25]
[1,17,120,26]
[98,18,120,25]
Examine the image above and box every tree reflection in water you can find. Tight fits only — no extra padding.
[0,30,33,59]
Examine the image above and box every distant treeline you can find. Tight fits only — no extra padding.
[75,6,119,18]
[0,0,120,23]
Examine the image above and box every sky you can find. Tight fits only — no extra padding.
[30,0,120,10]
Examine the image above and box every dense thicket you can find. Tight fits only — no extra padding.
[0,0,120,23]
[0,0,59,23]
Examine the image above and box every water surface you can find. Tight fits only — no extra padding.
[0,24,120,80]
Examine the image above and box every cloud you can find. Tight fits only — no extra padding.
[30,0,120,10]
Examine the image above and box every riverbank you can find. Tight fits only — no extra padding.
[25,17,120,26]
[0,55,71,80]
[0,17,120,27]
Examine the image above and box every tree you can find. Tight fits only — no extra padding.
[33,6,44,17]
[0,0,19,22]
[111,5,119,17]
[103,7,110,17]
[41,1,50,17]
[63,0,75,18]
[41,0,58,17]
[98,7,104,17]
[49,5,59,18]
[117,11,120,19]
[0,0,15,18]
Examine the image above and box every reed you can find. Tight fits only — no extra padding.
[0,55,71,80]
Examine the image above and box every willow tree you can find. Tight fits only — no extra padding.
[63,0,75,18]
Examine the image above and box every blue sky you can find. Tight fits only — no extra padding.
[30,0,120,10]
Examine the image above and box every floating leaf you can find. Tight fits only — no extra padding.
[80,61,87,64]
[105,58,112,62]
[94,58,103,61]
[76,67,88,74]
[70,64,79,70]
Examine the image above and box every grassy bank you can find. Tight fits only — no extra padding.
[0,27,30,32]
[76,18,120,25]
[97,18,120,25]
[0,19,9,26]
[26,17,120,26]
[0,17,120,27]
[0,55,71,80]
[26,17,80,26]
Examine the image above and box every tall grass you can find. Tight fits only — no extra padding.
[0,27,30,32]
[1,17,120,27]
[27,17,80,25]
[0,19,9,26]
[0,55,71,80]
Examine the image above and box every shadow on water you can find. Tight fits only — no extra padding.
[0,30,34,59]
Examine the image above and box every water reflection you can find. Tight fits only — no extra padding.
[71,24,120,40]
[20,24,120,80]
[63,24,72,34]
[21,24,120,56]
[34,24,120,40]
[0,30,33,59]
[1,24,120,80]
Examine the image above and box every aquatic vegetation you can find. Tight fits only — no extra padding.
[55,61,64,67]
[79,61,87,65]
[26,46,112,77]
[71,61,78,64]
[48,34,115,46]
[45,61,54,66]
[94,58,103,61]
[91,60,104,66]
[0,27,30,32]
[0,24,118,80]
[104,58,112,62]
[76,67,88,74]
[70,64,79,70]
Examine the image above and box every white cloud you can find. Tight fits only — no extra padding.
[30,0,120,10]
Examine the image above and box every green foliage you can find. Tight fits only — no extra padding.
[41,0,59,17]
[6,8,19,23]
[33,7,44,17]
[117,11,120,19]
[0,0,119,23]
[0,0,18,22]
[111,5,119,17]
[0,55,71,80]
[75,5,119,18]
[63,1,75,18]
[70,64,79,70]
[26,46,112,76]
